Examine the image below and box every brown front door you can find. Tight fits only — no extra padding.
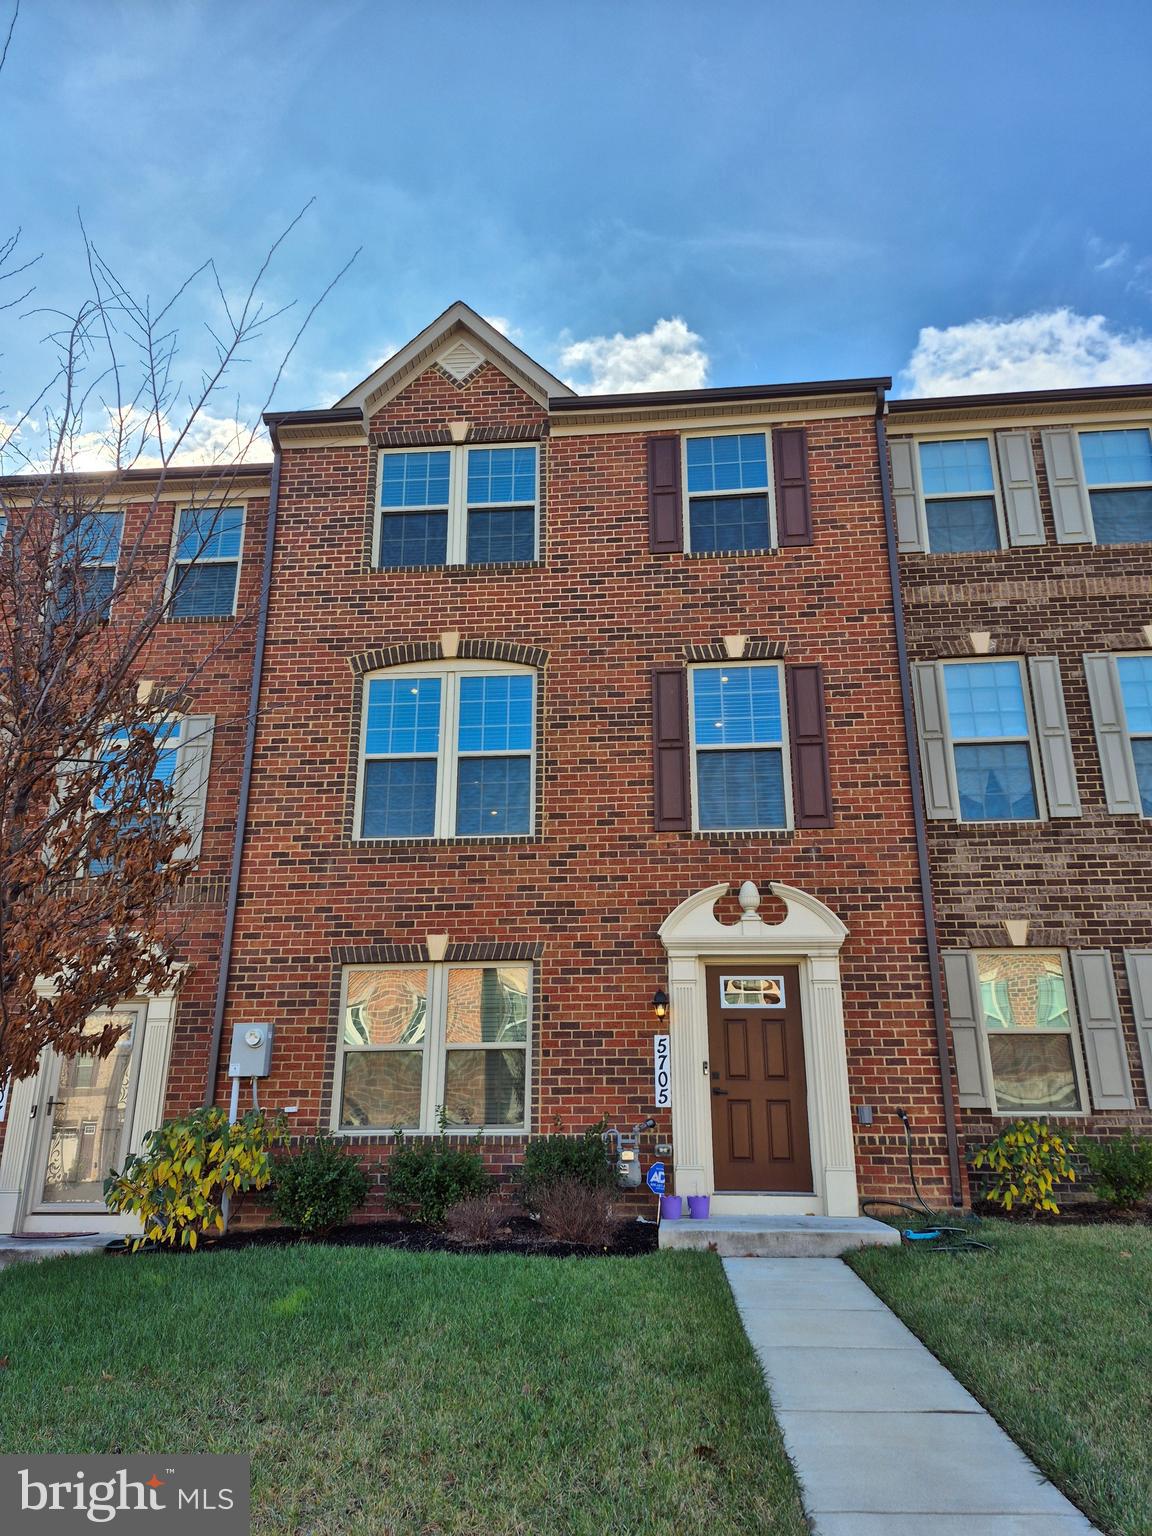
[707,966,813,1193]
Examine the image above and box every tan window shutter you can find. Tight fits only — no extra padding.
[1123,951,1152,1107]
[942,952,990,1108]
[1070,950,1135,1110]
[889,438,927,552]
[1027,657,1080,816]
[996,430,1044,546]
[1041,429,1094,544]
[911,662,959,818]
[1083,654,1142,814]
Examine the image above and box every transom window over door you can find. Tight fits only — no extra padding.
[1079,428,1152,544]
[377,445,539,566]
[942,660,1040,821]
[337,963,530,1131]
[685,433,772,552]
[918,439,1001,552]
[689,663,789,829]
[358,661,535,838]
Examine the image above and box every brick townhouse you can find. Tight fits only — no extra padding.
[890,385,1152,1162]
[3,302,1150,1236]
[0,465,271,1234]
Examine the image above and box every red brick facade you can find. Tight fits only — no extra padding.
[15,312,1152,1232]
[200,353,955,1210]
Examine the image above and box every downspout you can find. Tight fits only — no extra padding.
[874,389,964,1207]
[203,438,282,1105]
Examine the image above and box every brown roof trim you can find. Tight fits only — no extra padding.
[890,382,1152,413]
[0,462,272,490]
[549,377,891,412]
[263,407,363,427]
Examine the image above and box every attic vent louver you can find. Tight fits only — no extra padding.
[439,339,485,382]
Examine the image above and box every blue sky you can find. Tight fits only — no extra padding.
[5,1,1152,464]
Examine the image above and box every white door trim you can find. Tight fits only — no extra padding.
[658,880,859,1217]
[0,991,179,1236]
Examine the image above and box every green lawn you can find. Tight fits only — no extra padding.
[0,1245,806,1536]
[847,1221,1152,1536]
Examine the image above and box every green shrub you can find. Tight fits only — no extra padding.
[271,1136,371,1237]
[970,1119,1076,1216]
[1079,1133,1152,1210]
[105,1108,282,1249]
[383,1123,492,1225]
[518,1123,617,1211]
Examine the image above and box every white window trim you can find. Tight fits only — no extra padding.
[164,503,247,618]
[1077,426,1152,544]
[915,433,1007,552]
[1114,650,1152,804]
[82,715,205,871]
[974,949,1090,1118]
[332,961,533,1135]
[354,659,537,842]
[686,660,794,832]
[939,657,1049,824]
[373,444,540,568]
[681,429,776,555]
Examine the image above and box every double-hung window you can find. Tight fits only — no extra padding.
[974,951,1083,1114]
[377,445,538,567]
[359,662,535,838]
[942,660,1040,821]
[917,439,1001,552]
[689,663,789,829]
[170,506,244,617]
[1115,655,1152,814]
[65,511,123,618]
[86,715,214,870]
[1079,428,1152,544]
[685,433,772,553]
[337,962,530,1132]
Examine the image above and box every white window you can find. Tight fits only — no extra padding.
[940,660,1043,822]
[357,661,535,839]
[1078,428,1152,544]
[376,445,538,567]
[688,662,791,829]
[683,432,773,553]
[336,963,530,1132]
[85,714,215,870]
[65,511,123,618]
[917,438,1003,552]
[975,951,1085,1114]
[1115,654,1152,814]
[169,506,244,617]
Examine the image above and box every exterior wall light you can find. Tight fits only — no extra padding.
[651,988,669,1020]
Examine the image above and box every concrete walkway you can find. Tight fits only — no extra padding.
[725,1256,1101,1535]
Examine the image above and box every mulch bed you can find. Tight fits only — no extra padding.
[106,1214,662,1259]
[971,1197,1152,1226]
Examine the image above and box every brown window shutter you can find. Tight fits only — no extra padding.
[652,667,691,830]
[785,663,833,827]
[647,436,683,553]
[773,426,812,546]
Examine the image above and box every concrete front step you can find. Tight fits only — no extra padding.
[658,1214,900,1257]
[0,1235,111,1268]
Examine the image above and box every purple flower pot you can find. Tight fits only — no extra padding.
[687,1195,711,1220]
[659,1194,683,1220]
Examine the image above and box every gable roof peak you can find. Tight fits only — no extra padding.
[333,300,575,414]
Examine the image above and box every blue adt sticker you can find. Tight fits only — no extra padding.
[646,1161,665,1195]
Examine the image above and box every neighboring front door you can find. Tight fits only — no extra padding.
[19,1008,145,1233]
[707,966,813,1193]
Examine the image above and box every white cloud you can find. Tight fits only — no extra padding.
[898,309,1152,397]
[6,407,270,474]
[558,317,709,394]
